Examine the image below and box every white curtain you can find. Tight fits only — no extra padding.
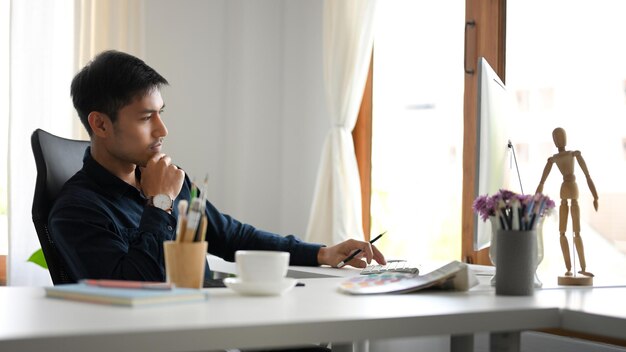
[7,0,144,286]
[305,0,377,245]
[8,0,76,286]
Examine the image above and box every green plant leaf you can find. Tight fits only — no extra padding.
[27,248,48,269]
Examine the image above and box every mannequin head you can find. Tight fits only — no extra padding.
[553,127,567,150]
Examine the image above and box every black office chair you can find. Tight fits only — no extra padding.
[31,128,90,285]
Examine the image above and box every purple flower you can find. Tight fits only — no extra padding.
[538,196,556,216]
[497,189,516,201]
[473,189,555,222]
[472,195,493,222]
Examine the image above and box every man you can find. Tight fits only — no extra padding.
[49,50,385,283]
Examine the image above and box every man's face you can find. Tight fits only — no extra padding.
[105,88,167,167]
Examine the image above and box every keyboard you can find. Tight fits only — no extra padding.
[360,260,419,275]
[203,278,227,288]
[203,278,305,288]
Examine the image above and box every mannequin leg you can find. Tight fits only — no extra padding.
[571,200,593,277]
[559,200,572,276]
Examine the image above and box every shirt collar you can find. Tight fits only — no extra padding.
[82,147,143,200]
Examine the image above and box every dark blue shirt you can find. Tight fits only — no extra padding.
[49,147,323,282]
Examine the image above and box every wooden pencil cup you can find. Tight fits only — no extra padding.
[163,240,208,289]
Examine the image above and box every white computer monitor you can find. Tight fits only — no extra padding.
[473,57,513,251]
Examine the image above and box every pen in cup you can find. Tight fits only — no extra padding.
[336,231,387,268]
[183,198,202,242]
[175,199,188,243]
[199,174,209,211]
[194,214,208,242]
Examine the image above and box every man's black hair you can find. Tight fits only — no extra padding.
[70,50,169,136]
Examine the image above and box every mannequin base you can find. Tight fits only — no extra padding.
[558,275,593,286]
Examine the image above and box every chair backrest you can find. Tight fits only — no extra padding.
[31,128,90,284]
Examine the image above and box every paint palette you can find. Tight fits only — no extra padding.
[339,272,419,294]
[338,261,472,295]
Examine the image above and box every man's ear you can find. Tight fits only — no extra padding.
[88,112,111,138]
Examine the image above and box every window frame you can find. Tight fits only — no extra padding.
[353,52,373,241]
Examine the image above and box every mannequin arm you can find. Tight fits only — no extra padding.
[535,157,553,194]
[574,151,599,211]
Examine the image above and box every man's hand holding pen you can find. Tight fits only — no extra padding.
[317,236,386,269]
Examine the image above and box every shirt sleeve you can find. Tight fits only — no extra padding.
[202,200,324,266]
[49,194,177,282]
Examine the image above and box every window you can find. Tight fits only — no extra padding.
[370,1,465,263]
[507,0,626,281]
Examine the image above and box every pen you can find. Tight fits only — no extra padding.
[336,231,386,268]
[191,182,198,200]
[175,199,188,243]
[511,199,520,230]
[183,198,203,242]
[195,214,208,242]
[199,174,209,212]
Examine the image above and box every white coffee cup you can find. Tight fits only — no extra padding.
[235,250,290,283]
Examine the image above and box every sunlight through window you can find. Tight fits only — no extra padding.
[507,0,626,283]
[371,1,465,263]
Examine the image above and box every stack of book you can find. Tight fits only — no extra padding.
[45,279,208,307]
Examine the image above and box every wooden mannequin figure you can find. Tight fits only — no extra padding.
[536,127,599,286]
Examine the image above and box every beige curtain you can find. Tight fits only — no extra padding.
[74,0,145,139]
[305,0,377,245]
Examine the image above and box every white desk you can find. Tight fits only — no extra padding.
[2,274,626,352]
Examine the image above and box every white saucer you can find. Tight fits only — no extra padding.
[223,277,297,296]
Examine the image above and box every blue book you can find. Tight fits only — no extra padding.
[45,283,208,307]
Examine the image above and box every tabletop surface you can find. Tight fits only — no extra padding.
[2,271,626,352]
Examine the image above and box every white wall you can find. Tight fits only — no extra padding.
[144,0,327,238]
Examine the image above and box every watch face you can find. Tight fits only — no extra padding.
[153,194,172,210]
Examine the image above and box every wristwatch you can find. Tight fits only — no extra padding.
[147,194,173,212]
